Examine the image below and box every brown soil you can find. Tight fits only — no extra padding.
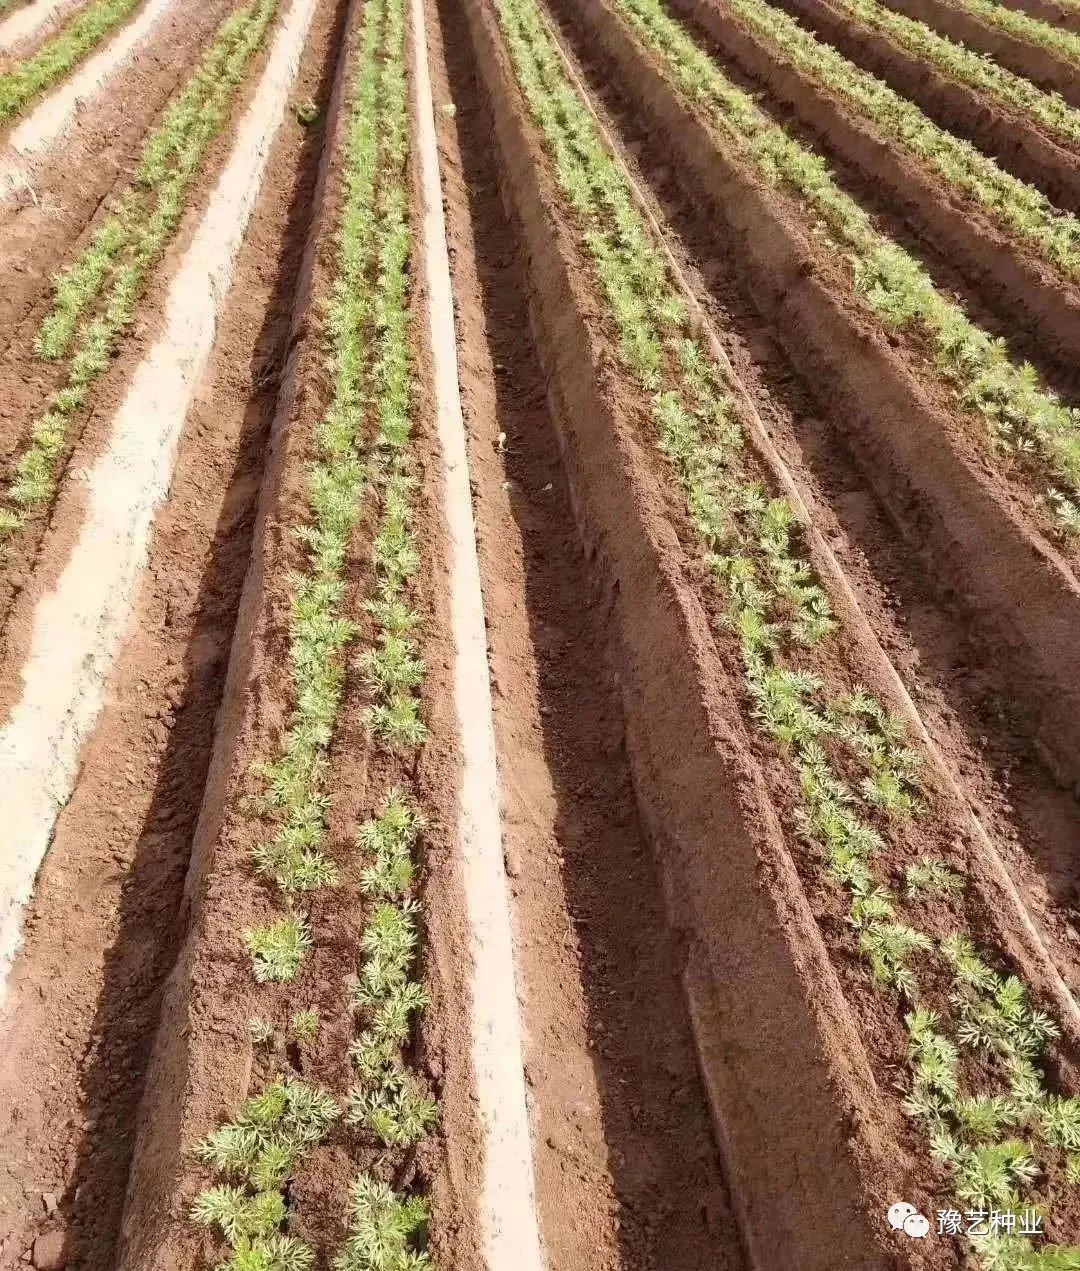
[565,39,1080,988]
[995,0,1080,30]
[3,0,1080,1263]
[774,0,1080,213]
[0,0,237,340]
[886,0,1080,107]
[671,0,1080,379]
[0,0,290,708]
[0,0,350,1263]
[109,4,485,1268]
[427,0,748,1265]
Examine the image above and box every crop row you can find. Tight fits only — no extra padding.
[948,0,1080,66]
[190,0,437,1266]
[824,0,1080,151]
[615,0,1080,533]
[724,0,1080,275]
[496,0,1080,1262]
[0,0,278,552]
[0,0,143,122]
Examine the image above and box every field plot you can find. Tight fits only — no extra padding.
[1,0,1080,1267]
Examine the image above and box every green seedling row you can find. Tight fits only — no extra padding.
[726,0,1080,276]
[193,0,434,1265]
[495,0,1080,1260]
[0,0,144,124]
[0,0,278,548]
[952,0,1080,65]
[827,0,1080,151]
[616,0,1080,533]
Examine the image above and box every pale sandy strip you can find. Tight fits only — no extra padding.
[412,0,548,1265]
[0,0,87,55]
[0,0,175,198]
[0,0,318,1003]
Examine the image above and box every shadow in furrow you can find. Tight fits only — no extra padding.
[433,2,749,1266]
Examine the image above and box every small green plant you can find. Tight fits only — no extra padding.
[335,1175,431,1270]
[365,696,428,749]
[192,1187,314,1268]
[346,1069,437,1147]
[358,789,425,898]
[244,917,313,983]
[350,981,430,1081]
[295,98,319,125]
[193,1079,338,1267]
[906,858,965,897]
[196,1080,339,1178]
[858,921,931,997]
[361,635,425,695]
[290,1009,320,1043]
[249,1017,275,1046]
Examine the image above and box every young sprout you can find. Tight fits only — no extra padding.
[195,1079,339,1186]
[365,694,428,750]
[335,1174,431,1271]
[291,1009,320,1043]
[905,859,964,899]
[249,1017,275,1046]
[358,788,426,899]
[244,916,313,983]
[346,1069,437,1147]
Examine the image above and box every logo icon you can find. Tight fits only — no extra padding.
[888,1202,930,1238]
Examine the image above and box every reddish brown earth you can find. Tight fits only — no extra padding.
[427,1,748,1264]
[1,0,1080,1266]
[546,0,1080,797]
[0,0,238,338]
[886,0,1080,106]
[666,0,1080,381]
[775,0,1080,212]
[572,60,1080,985]
[91,1,485,1265]
[457,0,1080,1259]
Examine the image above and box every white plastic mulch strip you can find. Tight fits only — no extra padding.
[0,0,176,198]
[410,0,547,1266]
[0,0,318,1004]
[0,0,85,55]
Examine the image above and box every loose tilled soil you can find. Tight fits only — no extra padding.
[0,0,1079,1265]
